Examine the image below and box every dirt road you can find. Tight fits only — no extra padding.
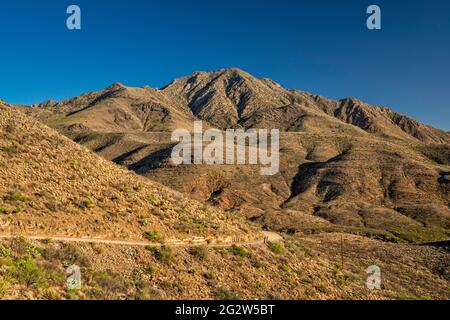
[0,231,282,248]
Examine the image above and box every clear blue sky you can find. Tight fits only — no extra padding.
[0,0,449,130]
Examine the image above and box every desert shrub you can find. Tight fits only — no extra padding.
[268,242,285,255]
[148,194,157,205]
[152,207,166,219]
[138,217,149,227]
[188,245,208,260]
[194,219,207,230]
[25,243,44,258]
[45,200,64,212]
[92,271,130,293]
[41,289,61,300]
[78,197,94,209]
[42,243,90,268]
[143,230,164,243]
[173,222,191,233]
[213,288,240,300]
[229,245,248,258]
[5,123,16,133]
[41,238,53,245]
[280,264,291,273]
[8,237,41,257]
[0,204,23,214]
[0,275,10,296]
[146,265,157,276]
[0,244,11,257]
[251,259,263,269]
[0,205,22,215]
[203,271,215,281]
[0,144,22,154]
[148,246,173,264]
[12,258,47,288]
[4,191,28,202]
[135,282,163,300]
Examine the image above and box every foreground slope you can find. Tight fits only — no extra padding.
[0,102,254,241]
[0,233,448,299]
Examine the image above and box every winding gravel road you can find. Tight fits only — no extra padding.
[0,231,282,248]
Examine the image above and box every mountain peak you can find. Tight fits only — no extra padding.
[187,68,252,80]
[33,99,59,108]
[219,67,248,74]
[339,97,366,105]
[105,82,126,91]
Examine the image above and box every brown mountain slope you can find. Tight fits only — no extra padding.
[314,96,450,144]
[2,95,449,300]
[161,68,450,143]
[76,130,449,242]
[26,82,197,133]
[24,68,450,143]
[0,102,255,241]
[14,68,450,243]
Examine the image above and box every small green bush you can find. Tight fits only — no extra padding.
[41,289,61,300]
[0,276,10,296]
[79,198,94,209]
[146,265,157,275]
[194,219,207,230]
[148,194,157,205]
[138,218,149,227]
[0,144,22,154]
[143,230,164,243]
[93,271,130,293]
[268,242,285,255]
[213,288,240,300]
[13,258,47,288]
[280,264,291,273]
[188,246,208,260]
[0,244,11,258]
[4,192,28,203]
[25,243,44,258]
[229,245,249,257]
[150,246,173,264]
[203,271,215,280]
[251,259,263,269]
[0,206,11,214]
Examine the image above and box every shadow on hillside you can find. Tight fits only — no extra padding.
[128,144,177,173]
[112,145,148,164]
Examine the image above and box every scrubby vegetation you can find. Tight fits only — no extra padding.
[0,106,256,244]
[268,242,285,255]
[229,245,249,258]
[143,230,165,243]
[0,233,448,300]
[188,246,208,260]
[147,246,173,264]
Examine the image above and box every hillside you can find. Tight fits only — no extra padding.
[0,101,255,242]
[0,85,449,300]
[25,68,450,143]
[1,232,449,299]
[19,69,450,243]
